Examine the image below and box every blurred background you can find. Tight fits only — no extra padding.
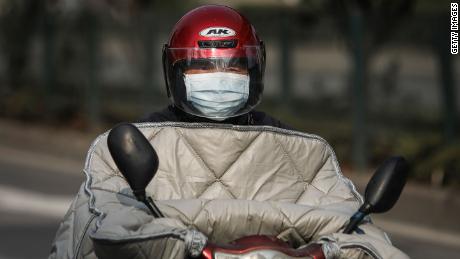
[0,0,459,258]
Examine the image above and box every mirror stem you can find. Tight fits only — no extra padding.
[343,210,366,234]
[133,190,164,218]
[147,196,164,218]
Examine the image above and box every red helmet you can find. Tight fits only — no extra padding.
[162,5,266,120]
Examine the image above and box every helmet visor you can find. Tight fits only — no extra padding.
[165,46,264,120]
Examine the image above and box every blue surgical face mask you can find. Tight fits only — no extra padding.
[184,72,250,120]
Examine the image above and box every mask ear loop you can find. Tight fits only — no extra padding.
[162,44,171,98]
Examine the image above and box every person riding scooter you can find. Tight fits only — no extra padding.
[49,5,409,259]
[138,5,290,130]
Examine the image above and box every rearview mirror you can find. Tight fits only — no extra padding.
[107,123,163,217]
[343,156,408,234]
[363,156,409,214]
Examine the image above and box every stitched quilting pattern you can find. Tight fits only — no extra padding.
[84,123,362,243]
[88,125,357,204]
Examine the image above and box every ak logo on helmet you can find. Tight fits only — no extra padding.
[199,27,236,37]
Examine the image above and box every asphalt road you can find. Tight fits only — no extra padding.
[0,159,82,259]
[1,152,460,258]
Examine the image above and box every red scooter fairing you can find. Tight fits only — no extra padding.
[201,235,325,259]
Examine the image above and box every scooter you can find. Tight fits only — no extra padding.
[107,123,408,259]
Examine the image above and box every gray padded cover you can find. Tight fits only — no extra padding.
[49,123,408,259]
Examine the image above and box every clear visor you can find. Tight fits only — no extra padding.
[166,46,264,121]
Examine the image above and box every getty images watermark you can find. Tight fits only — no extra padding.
[452,3,459,54]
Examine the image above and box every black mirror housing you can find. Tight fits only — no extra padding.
[363,156,409,214]
[107,123,164,218]
[343,156,409,234]
[107,123,159,200]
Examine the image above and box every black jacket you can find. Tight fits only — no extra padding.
[139,105,292,130]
